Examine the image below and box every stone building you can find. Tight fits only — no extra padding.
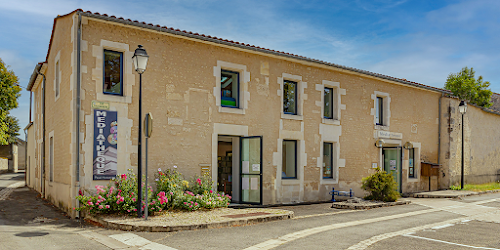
[25,10,500,217]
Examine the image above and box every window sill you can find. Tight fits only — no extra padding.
[320,178,338,185]
[97,93,131,104]
[407,176,419,183]
[281,179,300,185]
[281,113,303,120]
[374,124,389,131]
[219,106,245,114]
[322,118,340,126]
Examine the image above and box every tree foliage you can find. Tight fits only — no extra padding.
[444,67,493,108]
[0,58,22,145]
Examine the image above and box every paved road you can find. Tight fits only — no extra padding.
[1,172,500,249]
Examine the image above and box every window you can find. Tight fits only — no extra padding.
[324,87,333,119]
[409,148,415,178]
[283,80,297,115]
[55,61,60,98]
[323,142,333,178]
[103,50,123,95]
[282,140,297,179]
[220,70,239,108]
[376,97,383,125]
[49,136,54,182]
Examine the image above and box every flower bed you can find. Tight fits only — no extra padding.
[76,167,231,215]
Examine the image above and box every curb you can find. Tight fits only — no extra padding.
[413,189,500,198]
[85,211,294,232]
[331,200,411,210]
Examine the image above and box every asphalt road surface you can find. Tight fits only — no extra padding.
[1,172,499,249]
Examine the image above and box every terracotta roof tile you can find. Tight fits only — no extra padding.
[40,9,456,94]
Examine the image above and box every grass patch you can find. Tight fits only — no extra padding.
[450,182,500,191]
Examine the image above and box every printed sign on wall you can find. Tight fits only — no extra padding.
[93,109,118,180]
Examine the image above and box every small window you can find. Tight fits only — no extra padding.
[409,148,415,178]
[324,87,333,119]
[282,140,297,179]
[49,136,54,182]
[55,61,60,98]
[103,50,123,95]
[283,80,297,115]
[323,142,333,178]
[220,70,239,108]
[376,97,383,125]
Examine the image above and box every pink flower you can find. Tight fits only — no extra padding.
[189,205,192,208]
[121,174,127,180]
[105,205,110,209]
[194,202,198,206]
[127,210,130,212]
[98,205,104,209]
[88,201,93,206]
[78,189,83,196]
[132,198,136,202]
[209,190,213,193]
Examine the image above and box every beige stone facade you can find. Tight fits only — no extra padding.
[25,10,500,217]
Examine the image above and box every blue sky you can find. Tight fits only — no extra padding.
[2,0,500,133]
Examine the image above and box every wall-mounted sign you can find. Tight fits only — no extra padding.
[93,109,118,180]
[92,100,110,110]
[376,131,403,140]
[372,163,378,169]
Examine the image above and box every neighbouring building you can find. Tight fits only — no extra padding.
[25,10,500,217]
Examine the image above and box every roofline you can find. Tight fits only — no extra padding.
[27,62,43,91]
[76,10,451,95]
[24,122,33,131]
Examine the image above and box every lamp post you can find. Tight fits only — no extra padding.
[458,100,467,190]
[132,45,149,217]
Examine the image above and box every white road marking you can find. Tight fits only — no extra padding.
[243,208,440,250]
[245,197,500,250]
[431,223,455,230]
[0,181,25,201]
[403,234,500,250]
[109,233,178,250]
[292,209,357,219]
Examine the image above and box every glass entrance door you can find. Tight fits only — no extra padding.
[382,147,402,193]
[240,136,262,204]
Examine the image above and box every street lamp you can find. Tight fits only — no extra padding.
[459,100,467,190]
[133,45,149,217]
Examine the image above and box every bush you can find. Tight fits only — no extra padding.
[76,167,232,215]
[361,168,399,202]
[76,170,162,215]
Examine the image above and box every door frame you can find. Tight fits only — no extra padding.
[239,136,263,205]
[382,146,403,193]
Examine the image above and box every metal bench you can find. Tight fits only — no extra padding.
[329,187,354,202]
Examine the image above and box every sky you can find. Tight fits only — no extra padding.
[2,0,500,136]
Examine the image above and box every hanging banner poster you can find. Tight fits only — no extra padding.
[93,109,118,180]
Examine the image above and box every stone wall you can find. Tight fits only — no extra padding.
[440,97,500,188]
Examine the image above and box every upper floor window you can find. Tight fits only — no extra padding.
[220,70,239,108]
[283,80,297,115]
[103,50,123,95]
[282,140,297,179]
[376,96,384,125]
[55,61,60,99]
[324,87,334,119]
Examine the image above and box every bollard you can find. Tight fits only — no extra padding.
[350,188,353,197]
[331,187,336,202]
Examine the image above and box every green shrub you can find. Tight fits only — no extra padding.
[361,168,399,202]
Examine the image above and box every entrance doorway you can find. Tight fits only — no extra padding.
[382,147,402,193]
[217,135,263,205]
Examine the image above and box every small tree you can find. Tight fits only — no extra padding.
[0,58,21,145]
[444,67,493,108]
[361,168,399,202]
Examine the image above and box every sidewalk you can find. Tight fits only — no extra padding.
[413,189,500,198]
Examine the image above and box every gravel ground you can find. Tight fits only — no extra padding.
[99,207,292,227]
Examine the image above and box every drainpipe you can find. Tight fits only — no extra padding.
[75,11,82,218]
[36,69,46,198]
[437,93,443,190]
